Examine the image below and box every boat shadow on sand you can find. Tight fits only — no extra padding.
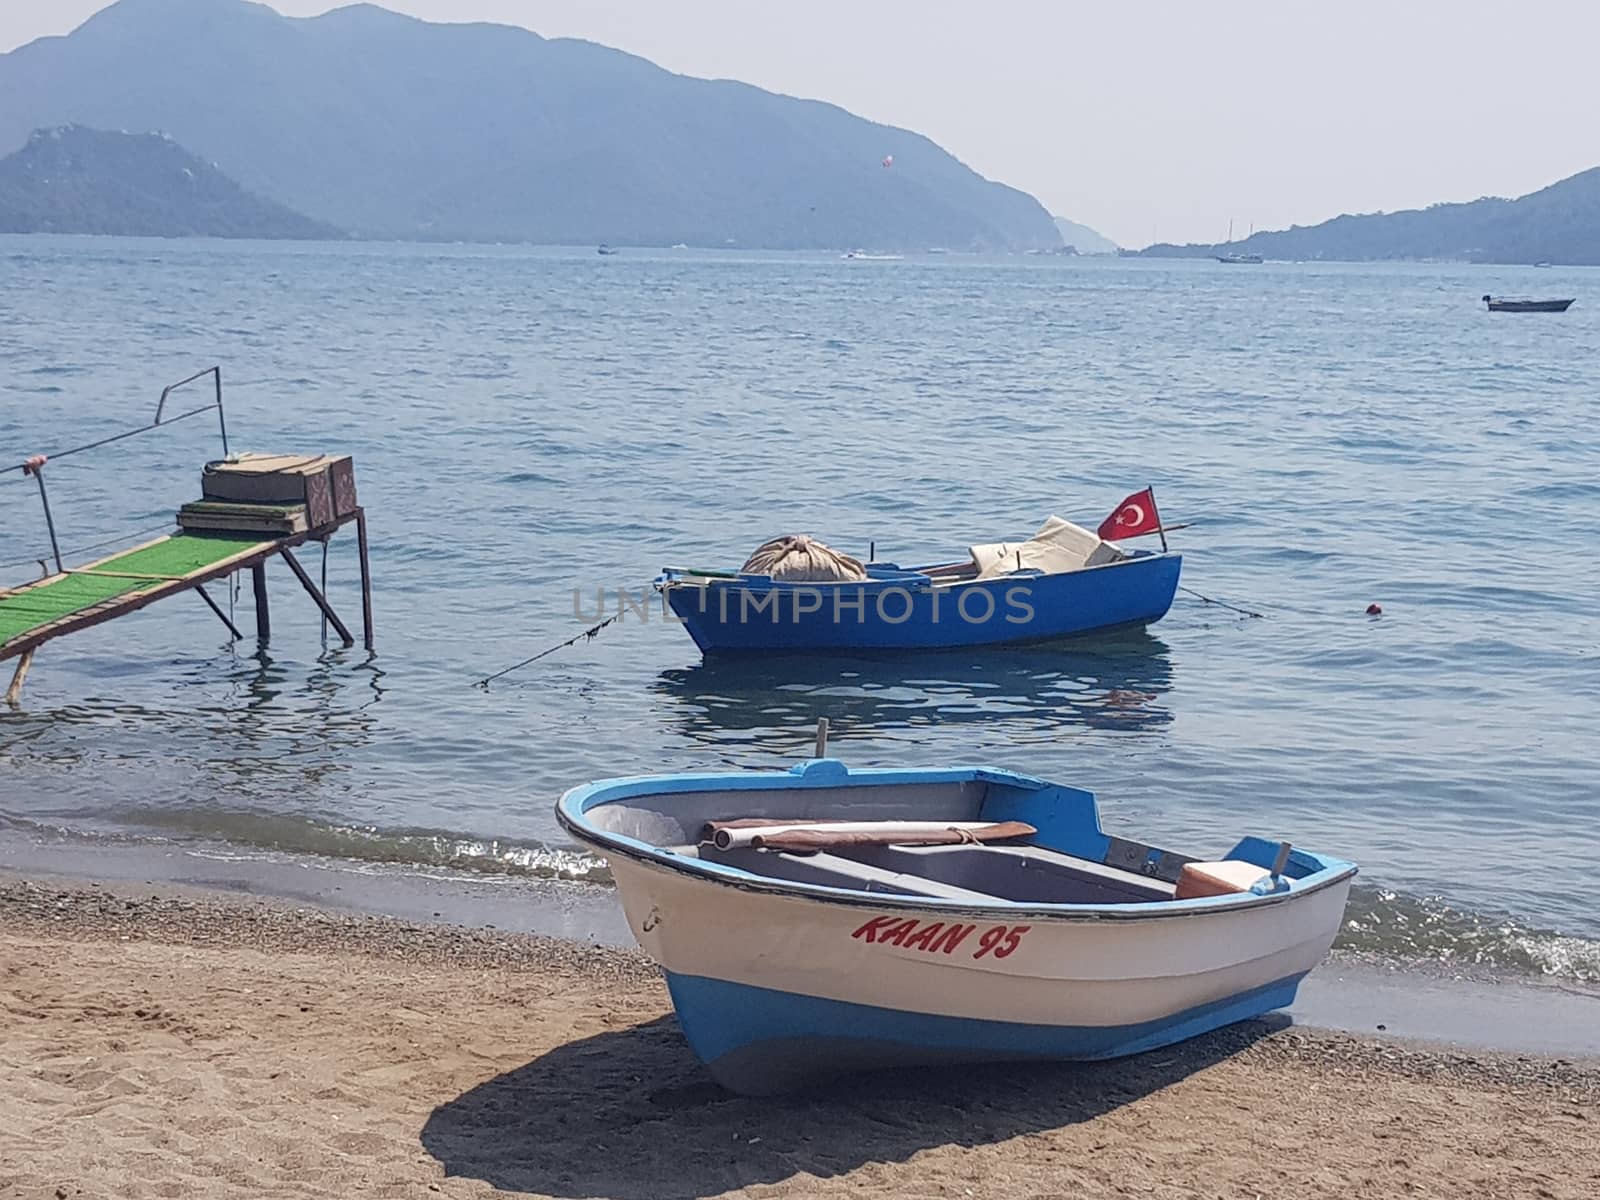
[420,1013,1284,1200]
[652,629,1175,748]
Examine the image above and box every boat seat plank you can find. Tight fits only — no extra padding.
[699,844,1006,903]
[881,842,1177,898]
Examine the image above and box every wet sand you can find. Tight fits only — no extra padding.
[3,875,1597,1200]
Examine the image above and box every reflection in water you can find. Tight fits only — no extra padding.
[653,629,1174,751]
[181,645,388,794]
[1,645,595,882]
[1,646,387,829]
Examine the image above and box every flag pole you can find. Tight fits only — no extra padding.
[1148,483,1169,553]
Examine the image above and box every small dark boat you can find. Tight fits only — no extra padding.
[1483,294,1573,313]
[597,244,620,256]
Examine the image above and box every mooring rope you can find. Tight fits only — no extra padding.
[474,612,624,690]
[1177,584,1264,619]
[472,578,1266,690]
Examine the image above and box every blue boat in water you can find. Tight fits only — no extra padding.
[656,515,1181,655]
[558,755,1357,1094]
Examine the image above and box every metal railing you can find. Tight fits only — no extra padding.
[5,367,229,576]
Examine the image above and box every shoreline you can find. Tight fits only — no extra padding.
[6,871,1599,1071]
[3,875,1597,1199]
[6,834,1600,1060]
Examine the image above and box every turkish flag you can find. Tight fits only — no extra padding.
[1097,488,1162,540]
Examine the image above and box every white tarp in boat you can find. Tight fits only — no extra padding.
[970,515,1125,581]
[741,534,868,582]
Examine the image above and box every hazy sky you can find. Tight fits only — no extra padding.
[5,0,1599,247]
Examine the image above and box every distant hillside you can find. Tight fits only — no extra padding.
[1052,216,1117,255]
[0,125,341,238]
[0,0,1061,252]
[1139,166,1600,265]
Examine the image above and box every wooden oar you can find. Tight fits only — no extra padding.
[703,819,1035,852]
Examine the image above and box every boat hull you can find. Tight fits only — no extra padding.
[606,851,1350,1094]
[1485,299,1573,312]
[661,553,1181,654]
[665,971,1303,1094]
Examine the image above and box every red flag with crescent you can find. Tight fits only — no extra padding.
[1097,488,1162,540]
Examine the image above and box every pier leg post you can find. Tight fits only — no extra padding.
[355,508,374,651]
[195,584,244,642]
[5,650,34,706]
[251,562,270,642]
[278,547,355,648]
[319,539,329,647]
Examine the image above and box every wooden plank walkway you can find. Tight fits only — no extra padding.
[0,513,365,663]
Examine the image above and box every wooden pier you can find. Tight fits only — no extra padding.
[2,369,373,703]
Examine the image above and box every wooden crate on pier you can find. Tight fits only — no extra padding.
[198,454,357,531]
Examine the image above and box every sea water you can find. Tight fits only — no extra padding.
[1,238,1596,983]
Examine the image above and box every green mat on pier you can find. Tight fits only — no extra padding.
[0,532,269,649]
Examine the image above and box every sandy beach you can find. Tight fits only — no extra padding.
[2,875,1596,1200]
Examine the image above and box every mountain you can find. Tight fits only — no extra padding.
[0,124,341,238]
[1139,167,1600,265]
[1051,216,1117,255]
[0,0,1060,251]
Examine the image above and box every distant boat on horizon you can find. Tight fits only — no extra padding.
[597,244,619,256]
[1216,219,1262,264]
[842,250,904,261]
[1482,294,1573,313]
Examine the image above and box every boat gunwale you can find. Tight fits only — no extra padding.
[556,763,1359,924]
[655,549,1182,595]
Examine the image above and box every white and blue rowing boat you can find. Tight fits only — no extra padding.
[557,756,1357,1094]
